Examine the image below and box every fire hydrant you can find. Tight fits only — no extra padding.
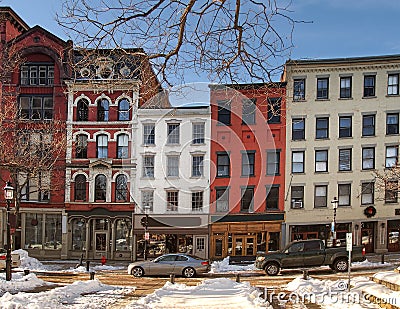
[101,255,106,266]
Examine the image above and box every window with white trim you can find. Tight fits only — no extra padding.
[192,123,205,144]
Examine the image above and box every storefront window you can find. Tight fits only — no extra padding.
[72,219,86,250]
[137,234,166,258]
[257,232,266,252]
[44,214,62,250]
[25,213,43,249]
[228,235,233,255]
[268,232,280,251]
[95,218,108,230]
[178,235,193,254]
[115,219,132,251]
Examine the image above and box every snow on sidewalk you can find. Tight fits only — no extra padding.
[127,278,270,309]
[0,278,134,308]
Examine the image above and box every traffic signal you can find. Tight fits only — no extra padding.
[140,216,148,227]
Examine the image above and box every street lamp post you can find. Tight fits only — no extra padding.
[4,182,14,281]
[140,213,149,260]
[331,197,339,247]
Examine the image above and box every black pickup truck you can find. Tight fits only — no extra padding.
[255,239,366,276]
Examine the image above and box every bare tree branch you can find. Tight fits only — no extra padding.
[56,0,297,85]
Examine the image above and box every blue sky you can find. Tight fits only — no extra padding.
[2,0,400,76]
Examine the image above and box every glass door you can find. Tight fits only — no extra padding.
[95,232,107,254]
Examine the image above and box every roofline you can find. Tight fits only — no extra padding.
[209,81,286,90]
[0,6,30,32]
[286,54,400,66]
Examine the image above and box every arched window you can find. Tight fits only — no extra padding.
[118,98,130,121]
[117,134,129,159]
[74,174,86,201]
[95,174,107,201]
[77,99,89,121]
[97,98,109,121]
[97,134,108,158]
[115,174,128,201]
[76,134,88,159]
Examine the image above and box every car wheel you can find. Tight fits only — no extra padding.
[131,266,144,277]
[182,267,196,278]
[264,262,280,276]
[334,258,348,272]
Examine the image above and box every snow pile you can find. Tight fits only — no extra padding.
[209,257,256,273]
[0,279,134,308]
[132,278,270,308]
[0,272,49,296]
[352,259,391,269]
[12,249,48,271]
[285,276,380,308]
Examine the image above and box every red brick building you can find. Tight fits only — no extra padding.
[0,7,161,261]
[209,83,286,260]
[0,7,69,258]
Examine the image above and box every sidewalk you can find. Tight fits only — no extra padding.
[365,252,400,265]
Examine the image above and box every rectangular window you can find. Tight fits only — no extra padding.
[142,191,154,212]
[339,148,352,171]
[192,155,204,177]
[143,155,155,177]
[340,76,352,98]
[267,150,280,175]
[167,155,179,177]
[363,75,376,97]
[20,171,50,202]
[191,191,203,211]
[338,184,351,206]
[315,150,328,172]
[388,74,399,95]
[241,151,255,176]
[385,180,398,203]
[314,185,327,208]
[167,191,179,211]
[361,182,374,205]
[20,64,54,85]
[267,97,281,123]
[143,124,155,145]
[192,123,205,144]
[291,186,304,209]
[362,147,375,170]
[216,187,229,212]
[316,117,329,139]
[266,186,279,210]
[217,100,231,125]
[167,123,180,144]
[241,187,254,213]
[292,151,305,173]
[386,113,399,135]
[217,152,230,177]
[293,79,305,101]
[242,98,256,125]
[339,116,352,138]
[292,118,305,140]
[19,96,53,120]
[362,114,375,136]
[385,146,398,168]
[96,135,108,158]
[317,78,329,99]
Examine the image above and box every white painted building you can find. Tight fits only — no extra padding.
[133,105,211,259]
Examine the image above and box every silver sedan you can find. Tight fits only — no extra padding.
[127,253,210,278]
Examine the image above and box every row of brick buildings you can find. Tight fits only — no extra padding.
[1,7,400,261]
